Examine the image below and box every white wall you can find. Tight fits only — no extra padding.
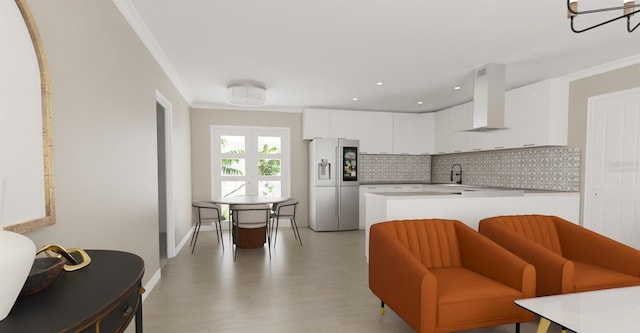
[24,0,192,286]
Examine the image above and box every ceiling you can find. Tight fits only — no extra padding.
[117,0,640,113]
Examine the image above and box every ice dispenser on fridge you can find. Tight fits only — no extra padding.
[318,159,331,180]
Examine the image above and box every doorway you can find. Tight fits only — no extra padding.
[584,87,640,249]
[156,91,175,268]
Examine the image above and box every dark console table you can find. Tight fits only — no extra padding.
[0,250,145,333]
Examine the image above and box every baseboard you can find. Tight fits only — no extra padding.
[173,227,193,255]
[141,268,161,302]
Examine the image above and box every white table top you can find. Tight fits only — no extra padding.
[515,286,640,333]
[209,195,288,205]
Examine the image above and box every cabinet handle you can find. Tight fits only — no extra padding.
[494,146,505,149]
[523,143,535,147]
[472,148,481,151]
[454,150,462,153]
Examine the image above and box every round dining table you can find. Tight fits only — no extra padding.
[209,195,289,249]
[210,195,288,206]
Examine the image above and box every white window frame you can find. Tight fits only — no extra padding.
[210,125,290,199]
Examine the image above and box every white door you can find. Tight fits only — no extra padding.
[584,87,640,249]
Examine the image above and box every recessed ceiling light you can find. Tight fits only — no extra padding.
[352,97,358,101]
[454,86,462,90]
[376,82,383,86]
[417,101,423,105]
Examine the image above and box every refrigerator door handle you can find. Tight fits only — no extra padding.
[336,145,341,219]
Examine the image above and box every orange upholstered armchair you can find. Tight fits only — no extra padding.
[369,219,535,333]
[479,214,640,297]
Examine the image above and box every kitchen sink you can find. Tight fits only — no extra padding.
[425,184,525,197]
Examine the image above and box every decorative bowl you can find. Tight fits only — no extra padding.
[20,257,65,296]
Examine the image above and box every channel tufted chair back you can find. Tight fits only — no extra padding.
[382,219,462,269]
[480,214,640,297]
[485,215,563,255]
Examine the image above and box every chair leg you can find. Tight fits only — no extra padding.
[216,210,224,251]
[190,208,202,254]
[190,220,201,254]
[515,322,520,333]
[190,208,199,248]
[291,217,302,246]
[380,300,385,315]
[267,211,271,259]
[273,216,280,247]
[233,222,238,261]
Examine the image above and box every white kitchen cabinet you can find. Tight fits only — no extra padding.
[366,112,394,154]
[420,113,436,154]
[330,109,371,141]
[302,108,332,140]
[448,102,473,153]
[434,102,472,153]
[393,113,435,154]
[434,79,568,153]
[505,79,568,148]
[304,108,431,155]
[434,110,451,154]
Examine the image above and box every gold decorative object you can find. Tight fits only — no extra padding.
[37,244,92,272]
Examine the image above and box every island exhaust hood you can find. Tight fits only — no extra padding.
[467,63,506,132]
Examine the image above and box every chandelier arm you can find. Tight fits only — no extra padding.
[567,0,640,15]
[571,13,631,33]
[628,16,640,32]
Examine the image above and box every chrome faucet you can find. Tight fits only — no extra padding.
[450,164,463,184]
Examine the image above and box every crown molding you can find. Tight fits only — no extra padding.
[560,53,640,82]
[112,0,192,104]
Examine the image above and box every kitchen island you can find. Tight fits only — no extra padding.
[364,186,580,259]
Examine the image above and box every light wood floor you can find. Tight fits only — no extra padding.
[134,227,561,333]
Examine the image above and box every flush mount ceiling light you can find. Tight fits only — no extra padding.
[567,0,640,33]
[226,84,266,107]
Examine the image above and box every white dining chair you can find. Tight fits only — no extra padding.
[230,204,271,261]
[191,201,223,254]
[270,198,302,246]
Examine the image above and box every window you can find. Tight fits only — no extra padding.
[211,126,290,217]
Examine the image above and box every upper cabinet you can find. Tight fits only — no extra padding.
[303,109,434,154]
[304,78,568,155]
[302,108,331,140]
[435,78,569,153]
[505,79,568,147]
[368,112,394,154]
[434,102,473,154]
[393,113,435,154]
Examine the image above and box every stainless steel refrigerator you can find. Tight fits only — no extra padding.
[309,138,359,231]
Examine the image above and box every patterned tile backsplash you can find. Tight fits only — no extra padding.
[360,154,431,183]
[360,147,580,191]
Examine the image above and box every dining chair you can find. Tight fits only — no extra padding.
[230,204,271,261]
[191,201,223,254]
[270,198,302,246]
